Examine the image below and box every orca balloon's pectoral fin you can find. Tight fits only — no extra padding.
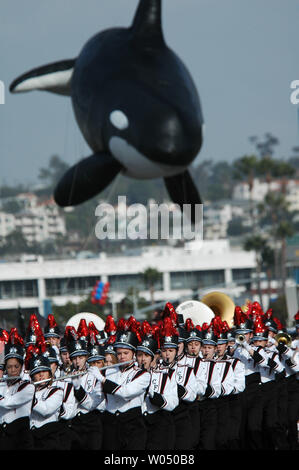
[164,170,203,224]
[10,59,76,96]
[54,153,123,207]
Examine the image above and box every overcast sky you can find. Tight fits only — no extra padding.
[0,0,298,187]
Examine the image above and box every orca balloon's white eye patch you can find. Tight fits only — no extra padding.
[109,110,129,130]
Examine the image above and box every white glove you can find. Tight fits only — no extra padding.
[242,341,252,352]
[89,366,105,383]
[72,376,81,390]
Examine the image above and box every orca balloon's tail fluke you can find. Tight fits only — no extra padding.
[54,152,123,207]
[10,59,76,96]
[164,170,203,225]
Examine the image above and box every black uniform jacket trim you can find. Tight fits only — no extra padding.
[73,386,87,403]
[103,379,120,395]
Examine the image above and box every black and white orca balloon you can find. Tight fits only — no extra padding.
[10,0,204,219]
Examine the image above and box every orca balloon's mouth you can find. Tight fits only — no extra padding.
[108,136,186,179]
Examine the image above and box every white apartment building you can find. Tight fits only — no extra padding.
[232,178,299,211]
[0,194,66,244]
[0,240,256,318]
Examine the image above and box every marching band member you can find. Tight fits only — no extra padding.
[276,324,299,450]
[59,337,72,375]
[216,328,245,449]
[199,326,222,450]
[233,306,265,450]
[28,349,64,450]
[44,314,61,356]
[212,318,237,450]
[251,321,283,450]
[65,323,102,450]
[177,320,206,450]
[157,307,199,451]
[0,329,35,450]
[99,318,150,451]
[141,319,179,450]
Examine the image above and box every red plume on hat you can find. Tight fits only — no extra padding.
[117,318,130,332]
[64,326,78,343]
[273,317,283,331]
[36,335,47,354]
[24,344,40,370]
[104,315,117,335]
[185,318,195,332]
[46,314,58,328]
[161,316,179,339]
[130,321,142,343]
[106,334,116,345]
[294,311,299,323]
[88,321,99,345]
[8,327,25,347]
[263,308,273,321]
[201,322,210,332]
[233,306,248,327]
[162,302,178,327]
[140,320,152,338]
[27,313,43,338]
[77,319,89,339]
[0,329,9,343]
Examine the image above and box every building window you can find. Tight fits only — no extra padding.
[170,270,225,290]
[45,276,100,296]
[108,274,158,293]
[232,269,252,282]
[0,280,38,299]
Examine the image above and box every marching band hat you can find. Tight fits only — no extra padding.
[114,330,139,351]
[4,343,24,362]
[29,354,52,377]
[186,328,202,343]
[4,328,25,362]
[160,317,179,349]
[64,325,89,358]
[44,314,60,339]
[59,337,68,353]
[42,346,59,364]
[137,335,158,357]
[264,318,278,333]
[68,338,89,358]
[87,344,105,363]
[201,323,218,346]
[217,331,229,345]
[177,326,188,343]
[105,344,117,356]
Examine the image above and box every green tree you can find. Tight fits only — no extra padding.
[233,154,259,229]
[141,267,162,306]
[38,155,70,191]
[243,235,267,308]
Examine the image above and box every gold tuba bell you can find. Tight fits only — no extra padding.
[274,332,292,347]
[201,291,235,328]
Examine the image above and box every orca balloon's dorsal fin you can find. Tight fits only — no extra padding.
[131,0,165,46]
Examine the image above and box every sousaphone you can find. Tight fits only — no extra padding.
[200,291,235,327]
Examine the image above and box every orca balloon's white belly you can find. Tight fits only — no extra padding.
[109,136,186,179]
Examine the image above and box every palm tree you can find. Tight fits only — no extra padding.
[261,244,275,305]
[141,267,162,305]
[243,235,267,308]
[275,221,295,295]
[233,154,259,230]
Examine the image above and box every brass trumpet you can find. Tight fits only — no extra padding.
[275,332,292,347]
[235,333,246,345]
